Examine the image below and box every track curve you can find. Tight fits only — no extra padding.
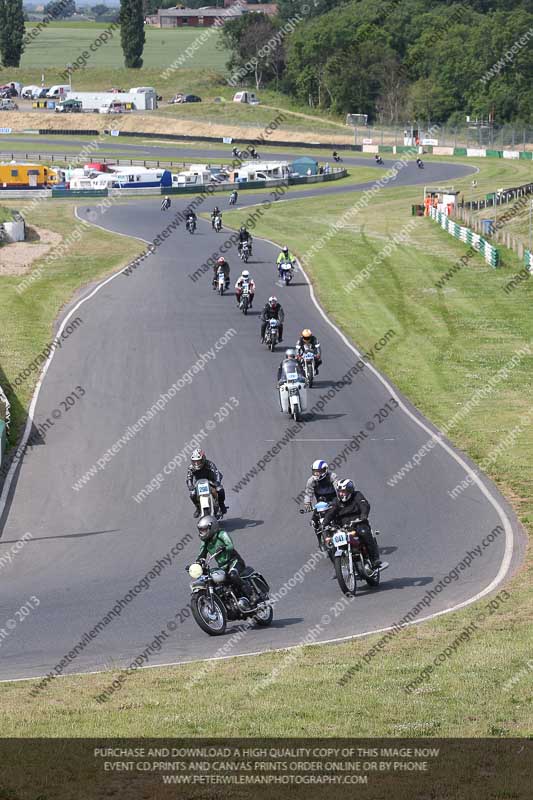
[0,159,522,683]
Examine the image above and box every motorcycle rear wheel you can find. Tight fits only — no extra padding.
[334,553,357,595]
[191,593,227,635]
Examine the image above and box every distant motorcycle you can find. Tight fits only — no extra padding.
[232,147,243,159]
[214,214,222,232]
[186,216,196,234]
[299,345,316,387]
[278,370,307,421]
[240,241,251,263]
[375,155,384,165]
[325,521,387,596]
[416,159,424,169]
[250,150,260,160]
[333,152,342,163]
[188,554,273,636]
[217,269,228,295]
[264,318,280,352]
[300,501,334,561]
[278,259,294,285]
[194,478,223,519]
[229,191,238,206]
[239,281,251,315]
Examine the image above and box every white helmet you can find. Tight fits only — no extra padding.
[241,270,250,278]
[285,348,297,359]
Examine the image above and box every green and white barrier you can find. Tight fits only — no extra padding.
[429,207,500,267]
[525,250,533,272]
[0,419,5,474]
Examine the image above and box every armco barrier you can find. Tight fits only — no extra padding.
[429,207,499,267]
[51,188,108,198]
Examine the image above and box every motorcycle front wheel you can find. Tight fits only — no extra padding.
[253,604,273,627]
[334,553,357,595]
[191,593,227,635]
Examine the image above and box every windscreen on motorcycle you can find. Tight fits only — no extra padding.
[281,360,302,382]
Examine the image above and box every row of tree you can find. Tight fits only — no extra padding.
[223,0,533,124]
[0,0,144,68]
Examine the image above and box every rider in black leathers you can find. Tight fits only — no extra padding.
[238,226,253,256]
[186,449,227,518]
[261,296,284,342]
[322,479,381,568]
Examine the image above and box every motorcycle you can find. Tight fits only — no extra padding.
[239,281,251,315]
[214,214,222,232]
[278,259,294,285]
[416,159,424,169]
[186,216,196,234]
[375,156,384,165]
[333,153,342,163]
[264,318,279,351]
[250,150,260,160]
[300,501,335,561]
[232,147,243,159]
[217,269,228,295]
[229,192,238,206]
[299,346,316,388]
[240,241,251,263]
[325,521,387,596]
[279,370,307,421]
[188,554,273,636]
[194,478,223,519]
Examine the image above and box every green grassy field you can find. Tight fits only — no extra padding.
[19,23,228,71]
[0,156,532,737]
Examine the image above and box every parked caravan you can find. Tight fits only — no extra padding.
[0,163,60,188]
[233,91,259,105]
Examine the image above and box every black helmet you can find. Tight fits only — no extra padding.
[197,515,219,541]
[337,479,355,503]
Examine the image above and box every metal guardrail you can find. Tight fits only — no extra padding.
[0,151,190,169]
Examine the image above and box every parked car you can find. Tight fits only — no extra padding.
[55,99,82,113]
[0,99,18,111]
[99,101,132,114]
[180,94,201,103]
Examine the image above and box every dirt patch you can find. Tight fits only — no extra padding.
[0,110,355,145]
[0,226,62,276]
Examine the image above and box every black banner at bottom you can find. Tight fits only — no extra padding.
[1,738,532,799]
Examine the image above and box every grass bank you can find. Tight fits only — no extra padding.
[0,201,140,443]
[0,157,531,737]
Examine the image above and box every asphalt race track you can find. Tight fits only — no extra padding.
[0,156,523,684]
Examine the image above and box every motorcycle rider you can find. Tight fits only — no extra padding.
[277,348,306,385]
[238,225,253,256]
[332,151,341,163]
[211,206,222,229]
[235,269,255,307]
[186,449,228,519]
[276,245,295,278]
[296,328,322,375]
[303,460,339,544]
[416,157,424,168]
[195,516,253,606]
[229,189,238,205]
[249,145,258,159]
[232,146,241,159]
[186,208,197,231]
[161,195,171,211]
[322,479,382,569]
[213,256,230,290]
[260,296,284,343]
[375,154,383,165]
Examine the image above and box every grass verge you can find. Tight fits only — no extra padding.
[0,157,531,737]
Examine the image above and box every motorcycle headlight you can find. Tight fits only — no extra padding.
[189,563,203,579]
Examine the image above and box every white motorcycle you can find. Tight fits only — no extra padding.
[278,259,294,285]
[214,214,222,232]
[264,318,279,351]
[195,479,222,519]
[279,370,307,421]
[217,269,227,295]
[239,281,251,315]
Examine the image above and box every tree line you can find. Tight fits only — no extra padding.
[223,0,533,124]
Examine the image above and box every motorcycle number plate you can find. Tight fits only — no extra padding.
[304,353,314,360]
[287,372,298,381]
[332,532,348,547]
[289,387,299,396]
[197,483,210,496]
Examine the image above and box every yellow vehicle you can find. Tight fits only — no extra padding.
[0,163,60,188]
